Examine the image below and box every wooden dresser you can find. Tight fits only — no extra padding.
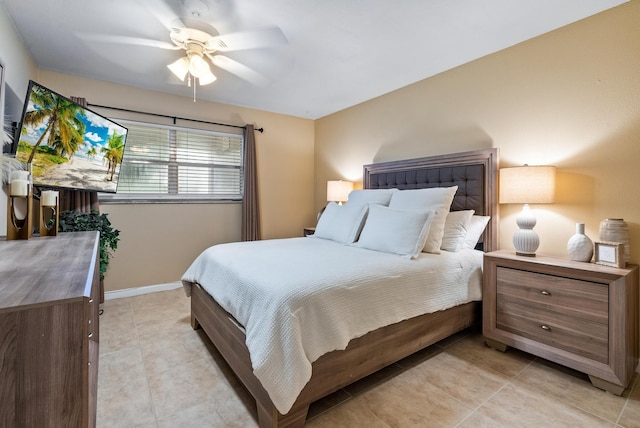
[0,231,100,427]
[483,250,639,394]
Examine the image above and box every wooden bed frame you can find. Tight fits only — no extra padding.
[190,148,499,427]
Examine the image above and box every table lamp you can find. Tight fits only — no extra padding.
[326,180,353,205]
[499,165,556,256]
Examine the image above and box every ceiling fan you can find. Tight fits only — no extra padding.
[165,0,288,94]
[165,25,286,88]
[79,0,288,99]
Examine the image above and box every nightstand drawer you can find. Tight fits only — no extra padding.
[496,297,608,363]
[496,266,608,322]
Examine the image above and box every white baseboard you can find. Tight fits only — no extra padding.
[104,281,182,300]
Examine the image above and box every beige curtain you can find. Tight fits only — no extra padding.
[64,96,99,213]
[241,124,260,241]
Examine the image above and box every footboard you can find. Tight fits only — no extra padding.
[191,282,480,428]
[190,284,291,426]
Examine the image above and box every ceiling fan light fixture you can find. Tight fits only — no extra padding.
[198,71,217,85]
[188,53,211,78]
[167,57,190,81]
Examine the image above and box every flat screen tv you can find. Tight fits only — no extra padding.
[13,80,127,193]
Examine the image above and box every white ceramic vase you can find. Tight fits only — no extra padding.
[567,223,593,262]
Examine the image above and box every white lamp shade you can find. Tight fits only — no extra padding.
[198,71,217,85]
[500,165,556,204]
[167,57,190,81]
[327,180,353,203]
[188,54,211,78]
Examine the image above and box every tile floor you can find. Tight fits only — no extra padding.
[97,288,640,427]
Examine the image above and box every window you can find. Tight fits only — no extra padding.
[102,120,244,202]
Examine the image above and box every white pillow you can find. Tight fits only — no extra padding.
[314,202,368,244]
[388,186,458,254]
[463,215,491,250]
[355,205,434,259]
[346,189,397,207]
[440,210,475,252]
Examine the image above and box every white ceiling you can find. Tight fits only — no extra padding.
[0,0,627,119]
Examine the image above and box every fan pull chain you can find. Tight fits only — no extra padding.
[193,78,197,102]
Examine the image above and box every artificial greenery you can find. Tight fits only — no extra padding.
[58,210,120,281]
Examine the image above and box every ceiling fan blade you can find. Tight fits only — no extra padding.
[139,0,186,31]
[78,33,181,50]
[206,26,287,52]
[208,54,269,86]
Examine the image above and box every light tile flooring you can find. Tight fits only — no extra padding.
[97,288,640,427]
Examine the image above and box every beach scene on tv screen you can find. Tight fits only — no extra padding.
[15,83,126,193]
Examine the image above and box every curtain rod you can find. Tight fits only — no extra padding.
[87,103,264,133]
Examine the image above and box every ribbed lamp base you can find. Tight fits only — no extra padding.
[513,229,539,256]
[513,204,539,256]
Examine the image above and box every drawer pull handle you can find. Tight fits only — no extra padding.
[89,298,94,303]
[540,325,551,331]
[540,290,551,296]
[88,332,94,338]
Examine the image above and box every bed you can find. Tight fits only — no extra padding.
[182,148,499,427]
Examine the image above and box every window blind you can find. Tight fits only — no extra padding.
[109,120,244,201]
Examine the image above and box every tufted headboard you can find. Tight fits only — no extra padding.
[363,148,499,252]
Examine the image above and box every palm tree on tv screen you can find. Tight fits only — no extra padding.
[101,132,125,181]
[23,86,86,163]
[51,128,82,160]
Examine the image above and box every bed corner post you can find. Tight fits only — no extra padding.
[256,402,279,428]
[191,312,200,330]
[257,400,308,428]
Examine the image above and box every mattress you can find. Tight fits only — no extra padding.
[182,236,483,414]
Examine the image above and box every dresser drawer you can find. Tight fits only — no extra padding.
[495,266,609,363]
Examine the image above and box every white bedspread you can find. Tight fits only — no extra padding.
[181,237,482,414]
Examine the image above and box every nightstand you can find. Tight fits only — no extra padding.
[303,227,316,237]
[483,250,639,395]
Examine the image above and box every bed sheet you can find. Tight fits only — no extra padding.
[182,236,482,414]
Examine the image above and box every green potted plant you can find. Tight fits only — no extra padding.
[58,210,120,281]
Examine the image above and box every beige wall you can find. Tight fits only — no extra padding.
[0,6,37,236]
[98,203,242,289]
[32,71,314,291]
[315,1,640,265]
[0,6,36,100]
